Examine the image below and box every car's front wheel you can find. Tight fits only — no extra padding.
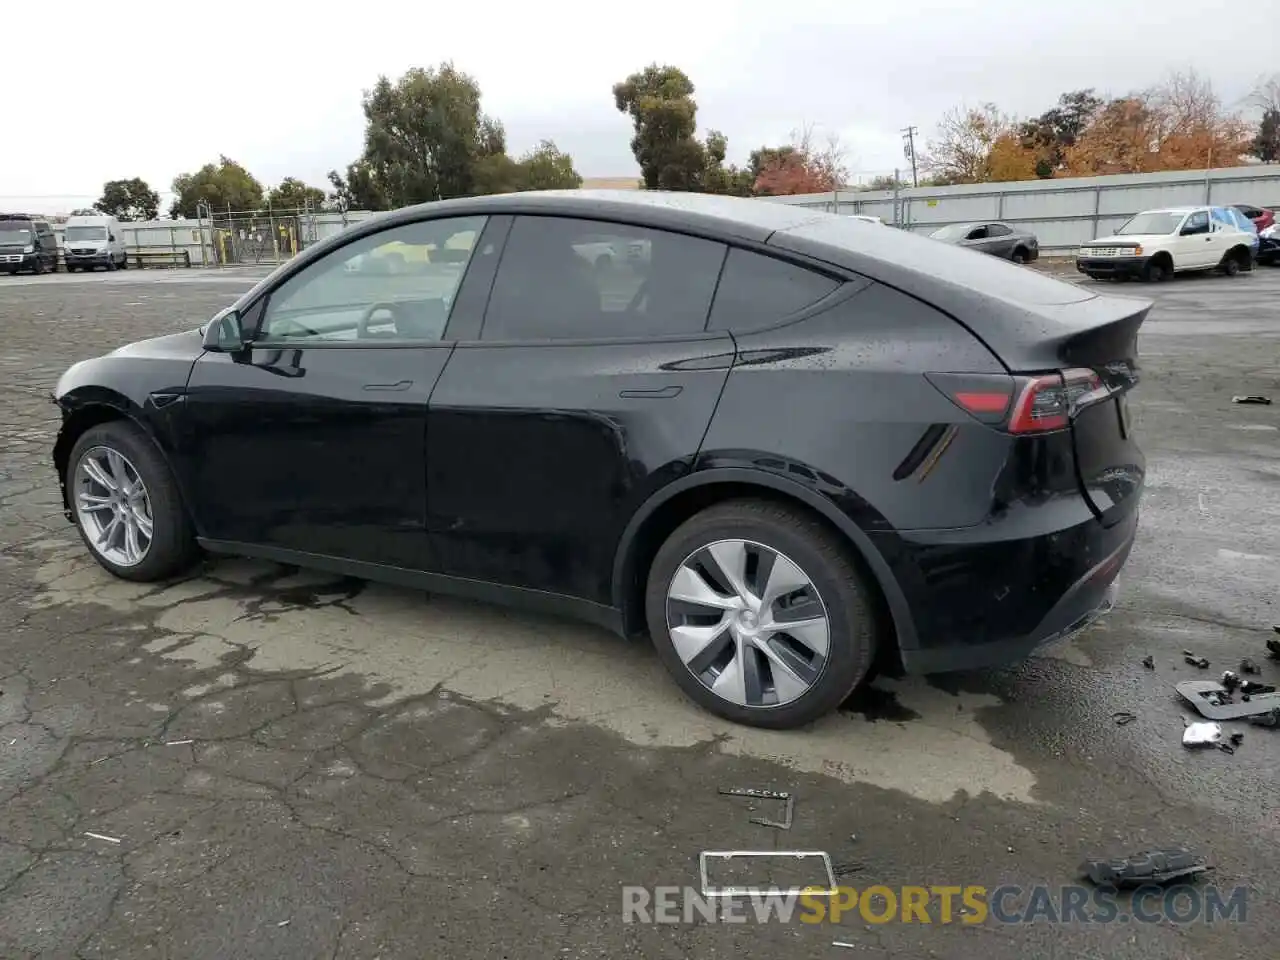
[68,421,198,582]
[645,499,878,729]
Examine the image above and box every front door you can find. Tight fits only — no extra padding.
[1174,209,1215,268]
[178,213,496,571]
[426,214,735,605]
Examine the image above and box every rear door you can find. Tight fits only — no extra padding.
[425,214,734,604]
[986,223,1015,258]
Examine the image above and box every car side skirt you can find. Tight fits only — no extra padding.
[196,538,626,636]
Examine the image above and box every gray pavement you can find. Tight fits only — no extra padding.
[0,264,1277,958]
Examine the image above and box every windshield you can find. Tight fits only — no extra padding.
[1116,212,1184,236]
[929,224,973,241]
[0,225,33,243]
[66,226,107,242]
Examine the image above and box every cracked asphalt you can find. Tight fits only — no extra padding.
[0,264,1277,959]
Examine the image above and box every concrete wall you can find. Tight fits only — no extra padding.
[758,165,1280,252]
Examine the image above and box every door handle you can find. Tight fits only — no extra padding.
[619,385,683,399]
[364,380,413,392]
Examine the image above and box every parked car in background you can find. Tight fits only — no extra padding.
[1258,224,1280,266]
[1224,206,1260,261]
[929,221,1039,263]
[0,213,60,275]
[1076,206,1255,282]
[52,190,1147,729]
[1230,203,1274,232]
[63,214,128,272]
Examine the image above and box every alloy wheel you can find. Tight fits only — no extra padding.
[665,538,830,709]
[73,445,154,567]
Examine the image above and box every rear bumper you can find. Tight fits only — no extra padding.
[878,498,1140,674]
[1077,256,1148,278]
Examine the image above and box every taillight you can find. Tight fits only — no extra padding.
[928,368,1107,434]
[1008,368,1102,433]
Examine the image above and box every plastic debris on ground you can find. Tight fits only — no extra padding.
[1182,721,1222,747]
[1079,848,1212,888]
[1231,395,1271,405]
[1182,650,1209,669]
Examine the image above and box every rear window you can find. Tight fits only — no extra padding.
[781,215,1093,306]
[708,248,840,332]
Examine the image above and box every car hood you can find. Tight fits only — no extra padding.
[1084,234,1167,246]
[107,328,206,361]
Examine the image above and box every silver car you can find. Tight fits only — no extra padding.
[929,221,1039,264]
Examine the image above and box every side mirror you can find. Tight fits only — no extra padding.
[109,233,116,242]
[203,308,246,351]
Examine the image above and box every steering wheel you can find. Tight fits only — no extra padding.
[357,301,403,338]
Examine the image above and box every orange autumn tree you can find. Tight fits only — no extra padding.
[1066,70,1251,175]
[986,133,1040,182]
[752,124,849,195]
[923,104,1038,184]
[1064,97,1161,175]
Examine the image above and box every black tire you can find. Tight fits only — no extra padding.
[106,255,118,272]
[119,252,128,270]
[32,257,46,276]
[1220,255,1240,277]
[1085,272,1105,281]
[67,420,199,582]
[1142,259,1169,283]
[1011,247,1028,264]
[67,265,77,273]
[644,499,879,729]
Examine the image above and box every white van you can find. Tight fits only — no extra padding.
[63,214,128,272]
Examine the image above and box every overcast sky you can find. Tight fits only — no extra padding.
[3,0,1266,213]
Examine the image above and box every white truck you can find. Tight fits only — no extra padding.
[62,214,128,272]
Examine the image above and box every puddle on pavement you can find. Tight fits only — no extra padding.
[25,541,1039,806]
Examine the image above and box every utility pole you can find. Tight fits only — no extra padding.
[901,126,919,188]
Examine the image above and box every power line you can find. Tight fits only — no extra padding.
[900,126,919,188]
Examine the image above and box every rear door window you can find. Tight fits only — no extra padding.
[481,216,726,341]
[988,223,1012,237]
[707,248,841,333]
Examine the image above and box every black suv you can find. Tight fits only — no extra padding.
[51,191,1147,728]
[0,213,59,274]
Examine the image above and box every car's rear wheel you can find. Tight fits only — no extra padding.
[68,421,198,582]
[645,499,878,729]
[1011,247,1028,264]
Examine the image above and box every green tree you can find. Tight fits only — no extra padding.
[170,157,264,219]
[1018,90,1103,177]
[1253,107,1280,163]
[518,140,583,190]
[472,140,584,195]
[327,160,385,211]
[334,63,507,209]
[613,64,713,191]
[92,178,160,221]
[702,131,754,196]
[265,177,326,211]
